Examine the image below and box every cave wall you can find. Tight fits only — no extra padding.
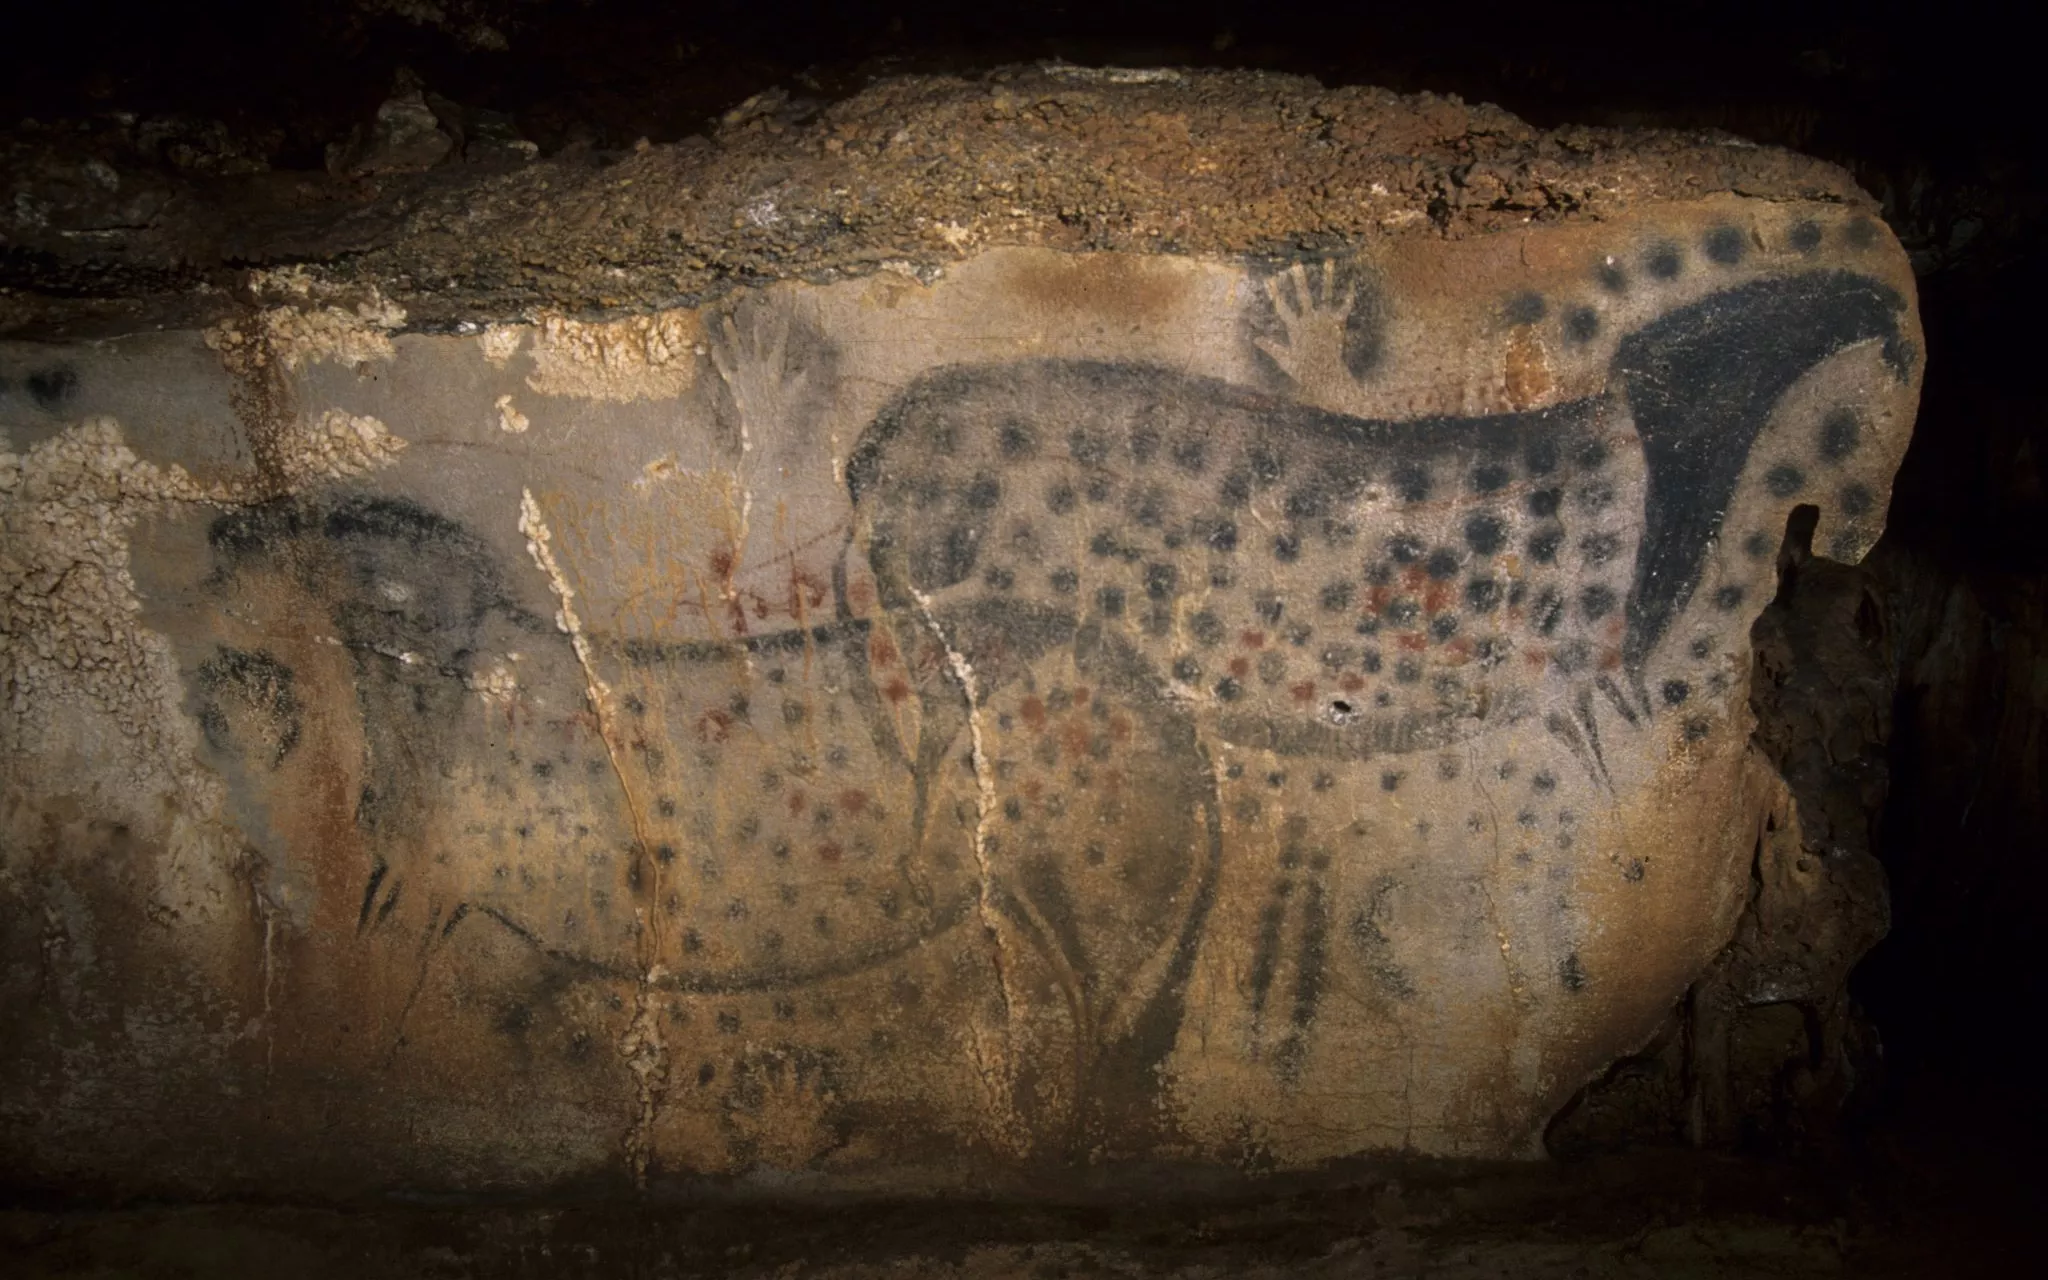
[0,71,1925,1195]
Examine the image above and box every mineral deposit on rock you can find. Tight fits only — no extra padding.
[0,68,1920,1197]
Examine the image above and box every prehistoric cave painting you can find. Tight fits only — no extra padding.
[167,222,1920,1165]
[840,259,1912,1106]
[847,268,1910,787]
[196,493,973,993]
[1243,256,1391,396]
[708,288,839,477]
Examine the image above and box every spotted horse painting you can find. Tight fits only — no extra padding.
[2,192,1922,1193]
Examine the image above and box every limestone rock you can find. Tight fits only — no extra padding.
[0,69,1921,1196]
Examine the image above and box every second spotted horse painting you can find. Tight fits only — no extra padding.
[129,205,1921,1176]
[838,252,1915,1151]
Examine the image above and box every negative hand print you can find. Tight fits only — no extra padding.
[709,292,835,459]
[1248,257,1388,404]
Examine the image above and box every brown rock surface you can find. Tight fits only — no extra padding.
[0,69,1921,1197]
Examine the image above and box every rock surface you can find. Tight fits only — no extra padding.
[0,69,1921,1197]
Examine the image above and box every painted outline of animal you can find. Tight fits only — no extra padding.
[833,266,1910,1100]
[846,268,1911,785]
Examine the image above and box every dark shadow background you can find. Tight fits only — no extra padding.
[5,0,2043,1202]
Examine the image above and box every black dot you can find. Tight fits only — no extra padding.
[1385,598,1419,625]
[1839,483,1875,517]
[1249,442,1285,484]
[1173,656,1201,682]
[1560,954,1588,992]
[1505,291,1547,325]
[1220,470,1252,506]
[1789,220,1823,253]
[1361,649,1383,674]
[1255,594,1285,624]
[1320,581,1355,611]
[1387,533,1424,564]
[1088,531,1117,558]
[1690,636,1715,660]
[1392,462,1433,503]
[1576,440,1610,470]
[1284,485,1331,520]
[1683,716,1713,742]
[1380,771,1403,792]
[1528,529,1563,563]
[1580,533,1622,566]
[1820,409,1862,462]
[1713,585,1746,611]
[963,474,1001,510]
[1214,677,1242,702]
[1528,488,1561,518]
[1466,579,1502,612]
[1430,614,1459,641]
[1473,462,1512,493]
[1145,562,1178,599]
[1191,610,1224,645]
[1425,548,1461,581]
[1464,513,1508,556]
[1845,217,1879,249]
[1646,241,1684,280]
[1173,438,1207,473]
[1273,532,1301,562]
[1742,530,1774,560]
[1704,225,1747,265]
[1050,567,1078,593]
[1595,260,1629,293]
[983,564,1014,590]
[998,420,1036,459]
[1580,585,1616,621]
[1043,483,1075,516]
[1526,439,1560,476]
[1765,464,1806,498]
[1531,770,1557,793]
[1532,588,1564,634]
[1394,659,1422,684]
[1096,586,1125,617]
[1564,306,1601,344]
[1661,679,1691,706]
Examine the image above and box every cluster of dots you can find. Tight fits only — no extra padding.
[465,633,977,983]
[861,365,1645,749]
[1499,214,1887,354]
